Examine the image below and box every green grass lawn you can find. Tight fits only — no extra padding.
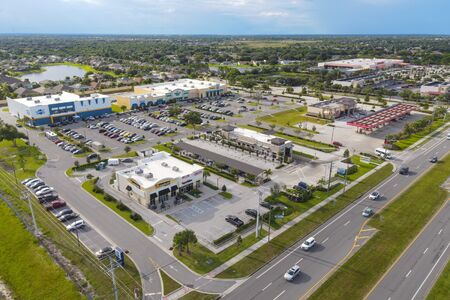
[394,119,446,150]
[337,155,379,182]
[257,107,329,126]
[0,140,142,299]
[160,270,181,295]
[219,191,233,199]
[174,230,267,275]
[179,290,219,300]
[216,164,393,278]
[82,179,154,235]
[0,201,83,300]
[274,132,336,153]
[427,259,450,300]
[310,155,450,300]
[112,151,138,158]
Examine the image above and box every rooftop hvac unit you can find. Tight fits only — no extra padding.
[145,173,153,179]
[54,97,60,101]
[26,97,32,101]
[189,81,192,83]
[191,85,195,88]
[135,168,143,174]
[183,84,187,87]
[172,166,179,172]
[34,100,40,103]
[46,95,51,98]
[161,162,168,167]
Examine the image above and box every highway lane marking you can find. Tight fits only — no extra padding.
[405,270,412,278]
[262,282,272,291]
[393,183,398,187]
[423,248,428,254]
[438,229,443,235]
[296,258,303,264]
[411,241,450,300]
[344,220,350,226]
[322,237,329,244]
[169,265,178,272]
[273,290,285,300]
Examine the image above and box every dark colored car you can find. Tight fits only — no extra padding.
[38,194,59,203]
[429,156,438,163]
[332,141,343,147]
[45,200,66,210]
[58,213,79,222]
[245,209,258,218]
[399,166,409,175]
[55,208,73,218]
[260,201,274,210]
[95,246,115,259]
[225,215,244,227]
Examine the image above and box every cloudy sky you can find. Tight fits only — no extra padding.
[0,0,448,34]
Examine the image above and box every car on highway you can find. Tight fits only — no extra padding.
[301,237,316,251]
[429,156,438,163]
[58,213,78,222]
[95,246,115,259]
[55,208,73,218]
[332,141,343,147]
[225,215,244,227]
[245,209,258,218]
[369,191,380,200]
[362,207,374,217]
[284,265,301,281]
[66,219,85,231]
[399,166,409,175]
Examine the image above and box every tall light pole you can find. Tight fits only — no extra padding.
[327,161,333,191]
[22,191,39,236]
[256,190,262,238]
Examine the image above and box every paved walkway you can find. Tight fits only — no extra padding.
[206,161,389,277]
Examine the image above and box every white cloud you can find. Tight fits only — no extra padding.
[259,11,289,17]
[60,0,103,5]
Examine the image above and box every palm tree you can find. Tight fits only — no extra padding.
[203,170,211,183]
[173,232,185,255]
[269,124,276,131]
[120,105,127,112]
[183,230,197,254]
[264,169,272,178]
[256,120,262,127]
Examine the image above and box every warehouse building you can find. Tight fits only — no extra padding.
[115,151,203,210]
[307,97,357,119]
[115,79,227,109]
[420,82,450,96]
[7,91,112,125]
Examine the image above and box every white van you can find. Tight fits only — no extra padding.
[375,148,392,159]
[447,132,450,140]
[107,158,120,166]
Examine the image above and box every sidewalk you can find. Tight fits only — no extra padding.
[206,161,389,277]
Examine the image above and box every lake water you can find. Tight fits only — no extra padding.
[20,65,87,82]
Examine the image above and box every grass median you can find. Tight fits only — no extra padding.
[427,259,450,300]
[160,269,181,296]
[309,155,450,300]
[179,290,219,300]
[82,179,154,235]
[216,163,393,278]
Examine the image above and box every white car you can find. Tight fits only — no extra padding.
[284,265,301,281]
[25,179,41,187]
[66,219,85,231]
[369,191,380,200]
[21,177,34,185]
[301,237,316,251]
[36,187,54,196]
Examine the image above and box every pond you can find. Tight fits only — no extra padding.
[20,65,87,82]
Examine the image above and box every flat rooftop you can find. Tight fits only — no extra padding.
[117,151,203,189]
[9,91,108,107]
[231,127,290,146]
[135,79,225,97]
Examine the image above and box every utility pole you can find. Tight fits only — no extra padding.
[267,207,271,242]
[330,125,335,144]
[109,255,119,300]
[24,192,39,236]
[256,190,262,238]
[327,161,333,191]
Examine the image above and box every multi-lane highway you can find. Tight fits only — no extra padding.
[224,131,449,300]
[366,200,449,300]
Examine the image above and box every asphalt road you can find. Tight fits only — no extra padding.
[223,132,449,300]
[367,201,450,300]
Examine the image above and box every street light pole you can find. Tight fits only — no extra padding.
[109,255,119,300]
[330,125,335,144]
[267,207,271,242]
[256,190,262,238]
[327,161,333,191]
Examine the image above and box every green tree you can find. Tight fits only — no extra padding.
[0,123,26,147]
[222,185,227,192]
[202,170,211,183]
[120,105,127,112]
[168,105,182,117]
[124,146,131,153]
[184,111,202,127]
[343,149,350,158]
[236,235,242,246]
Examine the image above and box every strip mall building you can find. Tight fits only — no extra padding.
[115,79,227,109]
[7,91,112,125]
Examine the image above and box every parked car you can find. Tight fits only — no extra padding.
[225,215,244,227]
[36,187,54,196]
[66,219,85,231]
[362,207,374,217]
[301,237,316,251]
[45,200,66,210]
[21,177,35,185]
[284,265,301,281]
[369,191,380,200]
[95,246,115,259]
[260,202,274,210]
[55,208,73,218]
[58,213,78,222]
[245,209,258,218]
[332,141,343,147]
[38,194,59,203]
